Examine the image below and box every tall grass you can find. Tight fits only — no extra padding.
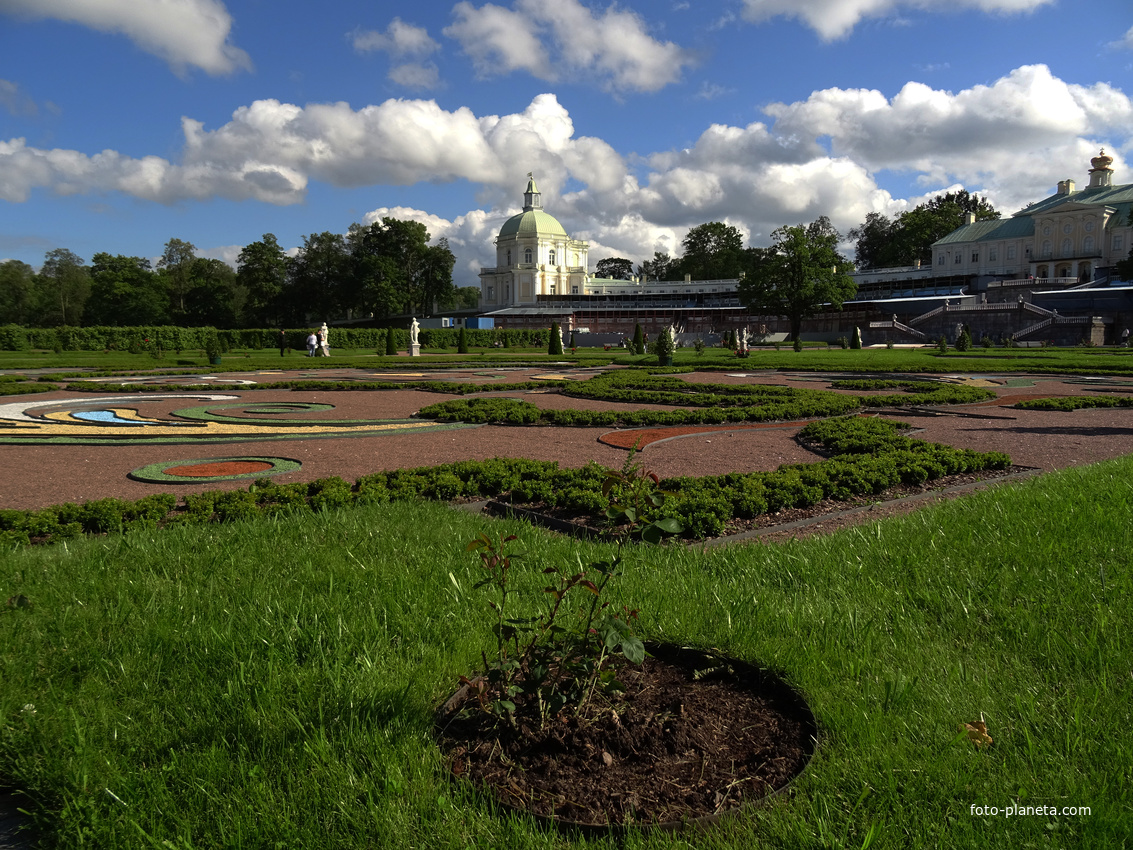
[2,458,1131,847]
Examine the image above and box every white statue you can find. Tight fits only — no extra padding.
[319,322,329,356]
[739,327,749,352]
[410,317,420,346]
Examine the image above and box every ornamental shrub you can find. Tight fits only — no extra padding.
[548,322,564,355]
[632,323,645,355]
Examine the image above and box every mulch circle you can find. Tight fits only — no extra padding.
[127,456,302,484]
[435,643,817,833]
[598,419,817,450]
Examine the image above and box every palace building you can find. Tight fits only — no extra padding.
[478,157,1133,345]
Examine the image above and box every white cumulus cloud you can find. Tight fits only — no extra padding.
[352,18,440,57]
[2,64,1129,280]
[738,0,1054,41]
[0,0,251,76]
[444,0,695,93]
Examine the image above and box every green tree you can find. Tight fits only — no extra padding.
[738,217,856,342]
[638,252,677,281]
[85,254,169,326]
[848,212,897,270]
[632,322,645,355]
[157,238,197,321]
[347,219,455,319]
[184,258,240,327]
[237,234,289,327]
[852,191,999,269]
[288,232,349,324]
[678,222,745,280]
[1114,247,1133,281]
[439,286,481,311]
[37,248,90,326]
[595,257,635,280]
[385,327,398,355]
[548,322,564,355]
[0,260,37,325]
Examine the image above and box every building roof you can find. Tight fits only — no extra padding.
[935,216,1036,245]
[497,208,570,240]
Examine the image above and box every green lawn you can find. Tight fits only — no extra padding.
[2,456,1130,847]
[2,343,1133,376]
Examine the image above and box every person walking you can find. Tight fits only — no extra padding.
[306,331,318,357]
[279,329,287,357]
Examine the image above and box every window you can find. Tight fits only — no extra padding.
[972,252,979,263]
[937,254,945,266]
[571,285,578,294]
[955,254,961,264]
[1063,223,1073,234]
[989,248,998,262]
[549,249,556,265]
[486,286,494,300]
[524,248,532,264]
[1084,236,1094,253]
[1007,245,1016,260]
[1042,240,1052,255]
[549,284,556,295]
[1061,238,1072,254]
[506,249,511,265]
[1115,235,1125,252]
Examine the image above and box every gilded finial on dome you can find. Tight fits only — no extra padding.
[1090,148,1113,171]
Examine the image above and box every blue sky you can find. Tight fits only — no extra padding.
[2,0,1131,286]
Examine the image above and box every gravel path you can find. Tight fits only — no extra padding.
[1,370,1130,512]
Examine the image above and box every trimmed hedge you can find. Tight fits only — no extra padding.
[1013,395,1133,411]
[0,417,1011,548]
[0,325,548,352]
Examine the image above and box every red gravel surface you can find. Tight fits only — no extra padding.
[1,371,1131,512]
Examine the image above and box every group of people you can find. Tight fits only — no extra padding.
[306,323,330,357]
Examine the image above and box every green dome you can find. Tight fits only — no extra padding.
[498,209,569,240]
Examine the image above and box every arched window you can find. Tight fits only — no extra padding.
[549,249,556,265]
[1061,238,1072,255]
[1083,235,1094,253]
[524,248,532,264]
[506,249,511,266]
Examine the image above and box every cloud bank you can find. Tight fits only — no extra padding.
[0,0,251,75]
[738,0,1055,41]
[1,64,1128,275]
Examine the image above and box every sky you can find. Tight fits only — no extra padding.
[1,0,1131,288]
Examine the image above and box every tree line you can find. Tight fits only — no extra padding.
[590,191,1006,340]
[595,217,857,341]
[0,218,478,329]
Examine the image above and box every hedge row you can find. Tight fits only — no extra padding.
[0,417,1011,548]
[69,379,568,396]
[0,325,550,352]
[416,395,864,427]
[1013,395,1133,411]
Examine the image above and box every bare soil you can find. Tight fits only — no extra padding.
[436,644,817,830]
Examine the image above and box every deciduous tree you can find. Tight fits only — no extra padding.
[38,248,90,326]
[157,238,197,321]
[679,222,745,280]
[595,257,635,280]
[237,234,288,327]
[0,260,37,325]
[86,254,168,326]
[738,217,856,342]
